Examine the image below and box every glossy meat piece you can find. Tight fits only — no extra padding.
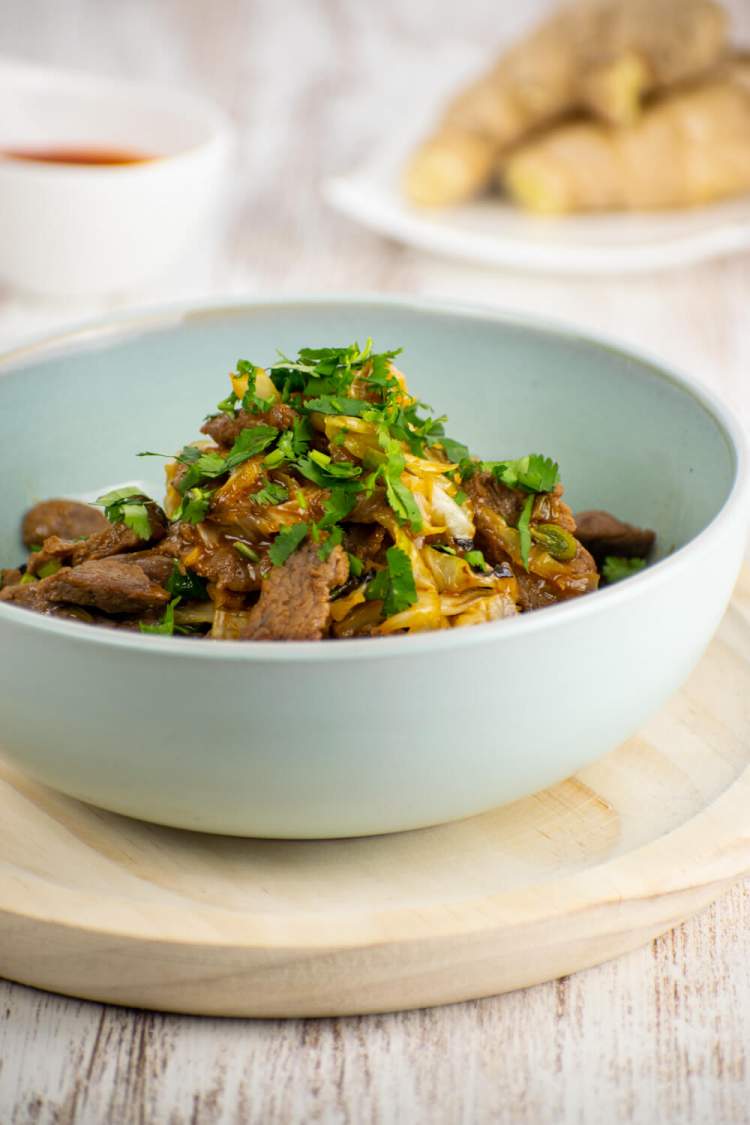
[0,558,169,615]
[21,499,108,548]
[241,542,348,640]
[574,509,656,562]
[27,503,168,576]
[201,403,298,448]
[466,471,598,609]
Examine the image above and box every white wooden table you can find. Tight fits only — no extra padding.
[2,1,750,1121]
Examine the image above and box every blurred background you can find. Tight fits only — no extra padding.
[1,0,749,426]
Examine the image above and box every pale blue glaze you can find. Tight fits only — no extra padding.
[0,298,746,837]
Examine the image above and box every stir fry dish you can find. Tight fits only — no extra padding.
[0,342,655,640]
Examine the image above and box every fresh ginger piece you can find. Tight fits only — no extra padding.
[404,0,726,207]
[503,71,750,214]
[582,51,652,126]
[403,129,497,207]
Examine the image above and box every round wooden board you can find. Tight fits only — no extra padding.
[1,569,750,1019]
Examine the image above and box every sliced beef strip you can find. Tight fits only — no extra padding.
[0,568,22,590]
[171,523,262,593]
[574,510,655,563]
[465,471,525,529]
[0,558,169,616]
[201,403,298,448]
[240,542,349,641]
[105,551,175,585]
[27,502,168,575]
[22,499,108,549]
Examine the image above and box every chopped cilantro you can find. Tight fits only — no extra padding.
[174,487,213,524]
[255,481,289,506]
[165,563,207,601]
[487,454,560,494]
[454,489,467,506]
[433,436,470,463]
[268,522,308,566]
[96,487,153,541]
[602,556,647,584]
[464,549,488,572]
[317,525,343,561]
[377,440,422,533]
[225,425,279,470]
[297,452,362,487]
[347,552,364,577]
[365,546,418,618]
[305,396,372,417]
[140,598,180,636]
[317,487,358,530]
[216,390,238,416]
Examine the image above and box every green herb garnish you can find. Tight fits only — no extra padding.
[140,597,180,636]
[268,522,309,566]
[233,542,260,562]
[464,549,488,572]
[165,563,207,601]
[486,454,560,495]
[173,487,213,524]
[255,481,289,506]
[602,556,647,584]
[347,553,364,577]
[96,487,153,541]
[365,546,418,618]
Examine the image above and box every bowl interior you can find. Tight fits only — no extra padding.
[0,65,219,156]
[0,300,736,571]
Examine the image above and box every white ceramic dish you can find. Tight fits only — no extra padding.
[0,297,747,838]
[0,57,232,296]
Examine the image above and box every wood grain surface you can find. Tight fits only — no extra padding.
[1,567,749,1022]
[1,0,750,1121]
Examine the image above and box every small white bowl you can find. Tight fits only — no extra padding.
[0,57,232,296]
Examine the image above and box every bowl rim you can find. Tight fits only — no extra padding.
[0,293,747,663]
[0,55,233,172]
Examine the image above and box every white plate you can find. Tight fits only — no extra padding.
[324,123,750,276]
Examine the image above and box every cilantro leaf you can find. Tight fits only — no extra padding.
[225,425,279,470]
[317,487,358,530]
[347,553,364,577]
[96,487,153,541]
[255,481,289,506]
[602,556,647,584]
[517,494,535,571]
[377,440,422,533]
[304,396,373,417]
[431,436,470,463]
[263,419,312,469]
[317,525,343,561]
[140,598,180,636]
[464,549,488,572]
[297,453,362,487]
[216,391,238,417]
[365,546,418,618]
[268,522,308,566]
[165,563,207,600]
[488,454,560,494]
[173,487,213,524]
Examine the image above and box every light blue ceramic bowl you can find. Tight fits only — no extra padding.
[0,298,747,837]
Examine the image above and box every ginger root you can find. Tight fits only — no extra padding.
[503,59,750,214]
[404,0,727,207]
